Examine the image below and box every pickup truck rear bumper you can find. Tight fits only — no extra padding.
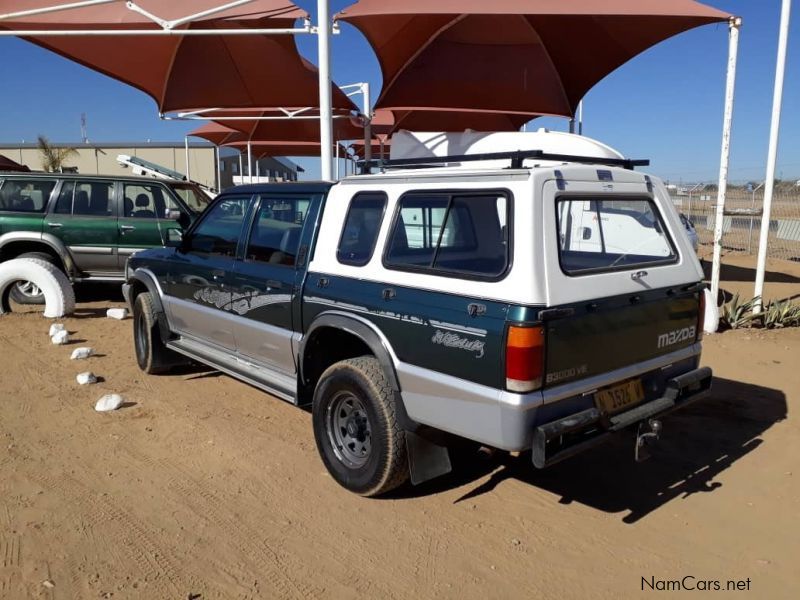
[531,366,712,468]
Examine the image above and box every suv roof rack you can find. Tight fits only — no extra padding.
[359,150,649,173]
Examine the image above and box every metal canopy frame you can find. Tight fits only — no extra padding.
[0,0,338,180]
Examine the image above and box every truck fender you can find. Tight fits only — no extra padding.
[300,311,402,393]
[0,231,77,276]
[128,269,171,341]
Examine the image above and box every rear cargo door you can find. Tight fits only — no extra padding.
[541,178,703,388]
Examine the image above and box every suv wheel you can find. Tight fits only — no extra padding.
[8,252,58,305]
[312,357,409,496]
[133,292,179,374]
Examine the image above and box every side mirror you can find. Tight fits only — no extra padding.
[165,209,182,220]
[165,228,183,248]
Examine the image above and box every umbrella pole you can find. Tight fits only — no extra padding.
[317,0,333,180]
[247,140,253,184]
[184,136,191,180]
[215,145,221,193]
[754,0,791,313]
[239,152,244,185]
[710,17,742,308]
[363,82,372,170]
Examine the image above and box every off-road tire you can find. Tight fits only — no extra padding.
[0,257,75,317]
[312,356,409,496]
[133,291,178,374]
[8,252,59,305]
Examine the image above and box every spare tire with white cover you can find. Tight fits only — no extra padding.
[0,258,76,318]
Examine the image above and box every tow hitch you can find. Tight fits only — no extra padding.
[635,418,662,462]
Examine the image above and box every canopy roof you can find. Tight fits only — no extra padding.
[0,0,355,113]
[0,154,30,172]
[371,109,532,137]
[338,0,731,118]
[214,109,365,142]
[190,123,349,157]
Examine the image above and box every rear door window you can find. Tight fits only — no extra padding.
[556,197,677,274]
[337,192,387,266]
[384,191,510,279]
[54,180,115,216]
[0,178,56,212]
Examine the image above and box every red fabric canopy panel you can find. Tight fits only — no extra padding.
[0,0,355,113]
[338,0,731,118]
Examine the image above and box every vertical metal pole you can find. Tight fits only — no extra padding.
[317,0,333,180]
[755,0,791,313]
[239,152,243,185]
[335,141,340,180]
[363,82,372,168]
[568,117,575,134]
[215,145,222,193]
[247,140,253,184]
[710,17,741,307]
[577,101,584,135]
[184,136,191,180]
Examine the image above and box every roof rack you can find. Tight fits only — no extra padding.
[358,149,649,173]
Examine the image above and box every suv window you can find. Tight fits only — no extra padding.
[244,195,310,266]
[556,197,677,274]
[54,180,114,216]
[170,183,210,213]
[186,196,250,257]
[0,178,56,212]
[384,192,510,279]
[337,192,386,266]
[123,183,180,219]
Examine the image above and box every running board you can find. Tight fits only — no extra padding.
[167,337,298,404]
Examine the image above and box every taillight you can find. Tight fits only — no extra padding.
[697,290,706,341]
[506,325,545,393]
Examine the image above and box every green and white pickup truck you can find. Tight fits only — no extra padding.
[123,130,711,497]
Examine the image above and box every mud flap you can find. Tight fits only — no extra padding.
[406,431,452,485]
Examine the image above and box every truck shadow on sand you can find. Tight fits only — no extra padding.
[401,377,786,524]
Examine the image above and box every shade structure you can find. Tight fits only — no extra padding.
[371,109,532,136]
[0,154,30,172]
[188,122,248,146]
[215,108,366,143]
[0,0,355,114]
[223,140,349,159]
[338,0,731,118]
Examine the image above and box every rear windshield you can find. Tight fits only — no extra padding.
[556,197,677,275]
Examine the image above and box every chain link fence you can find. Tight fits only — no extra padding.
[669,183,800,262]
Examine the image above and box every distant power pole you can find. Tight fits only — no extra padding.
[81,113,88,143]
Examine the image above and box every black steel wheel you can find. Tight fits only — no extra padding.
[312,356,409,496]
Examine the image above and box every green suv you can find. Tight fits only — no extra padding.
[0,172,208,303]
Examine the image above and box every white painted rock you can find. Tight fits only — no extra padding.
[106,308,128,320]
[48,323,65,337]
[95,394,124,412]
[51,330,69,345]
[70,347,94,360]
[76,372,97,385]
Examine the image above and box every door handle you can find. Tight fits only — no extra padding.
[266,279,283,290]
[120,225,136,232]
[382,288,396,301]
[316,277,329,288]
[46,222,62,228]
[212,269,225,280]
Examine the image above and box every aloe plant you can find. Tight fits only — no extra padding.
[719,294,800,330]
[719,294,760,330]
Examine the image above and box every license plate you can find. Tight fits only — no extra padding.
[595,379,645,414]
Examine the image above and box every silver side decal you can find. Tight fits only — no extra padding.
[431,330,485,358]
[193,287,292,316]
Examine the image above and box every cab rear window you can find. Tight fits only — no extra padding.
[556,197,677,275]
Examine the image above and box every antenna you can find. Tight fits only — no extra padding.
[80,113,88,143]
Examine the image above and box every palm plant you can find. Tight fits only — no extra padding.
[37,135,79,172]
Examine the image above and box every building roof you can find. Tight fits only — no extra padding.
[0,141,214,149]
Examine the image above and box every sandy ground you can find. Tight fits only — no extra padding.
[1,258,799,600]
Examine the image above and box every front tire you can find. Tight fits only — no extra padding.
[312,357,409,496]
[133,292,178,374]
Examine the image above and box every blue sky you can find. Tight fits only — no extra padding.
[0,0,798,183]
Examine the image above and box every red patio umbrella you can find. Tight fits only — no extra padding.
[0,154,30,172]
[371,109,532,136]
[213,108,365,143]
[0,0,355,113]
[223,140,349,158]
[337,0,731,118]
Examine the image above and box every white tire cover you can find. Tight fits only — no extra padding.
[0,258,76,318]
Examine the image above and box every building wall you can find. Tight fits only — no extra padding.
[0,144,218,190]
[219,155,298,189]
